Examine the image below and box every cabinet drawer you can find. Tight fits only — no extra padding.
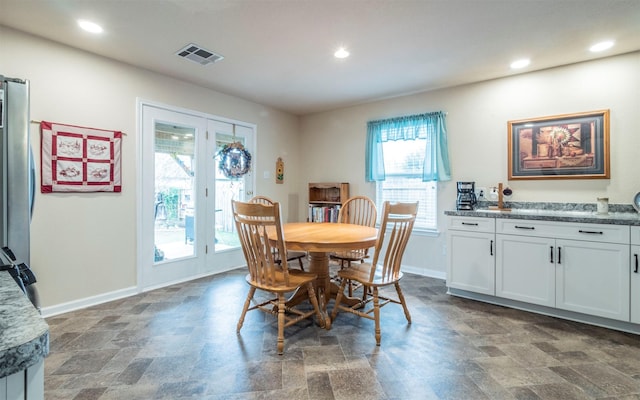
[448,216,495,233]
[496,219,629,244]
[632,226,640,245]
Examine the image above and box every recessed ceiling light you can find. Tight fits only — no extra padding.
[589,40,614,52]
[510,58,530,69]
[77,19,103,34]
[334,47,350,59]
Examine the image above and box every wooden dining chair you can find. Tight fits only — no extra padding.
[232,200,324,355]
[330,195,377,296]
[249,195,307,271]
[330,201,418,346]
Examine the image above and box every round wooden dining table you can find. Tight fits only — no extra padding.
[272,222,378,328]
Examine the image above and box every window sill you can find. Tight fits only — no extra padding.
[411,228,440,238]
[378,225,440,238]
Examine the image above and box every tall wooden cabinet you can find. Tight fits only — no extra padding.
[308,182,349,222]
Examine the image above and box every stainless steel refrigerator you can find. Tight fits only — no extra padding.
[0,75,38,309]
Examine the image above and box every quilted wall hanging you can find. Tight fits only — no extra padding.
[40,121,122,193]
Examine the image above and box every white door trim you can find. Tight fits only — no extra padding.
[136,98,256,292]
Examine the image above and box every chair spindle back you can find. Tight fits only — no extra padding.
[232,200,290,287]
[370,201,418,282]
[338,195,377,227]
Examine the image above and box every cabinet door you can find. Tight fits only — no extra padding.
[496,234,555,307]
[632,245,640,324]
[556,239,630,321]
[447,230,495,295]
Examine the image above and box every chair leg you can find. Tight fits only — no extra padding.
[331,279,348,321]
[395,282,412,324]
[373,287,381,346]
[346,261,354,297]
[277,293,285,355]
[305,282,326,328]
[237,286,256,332]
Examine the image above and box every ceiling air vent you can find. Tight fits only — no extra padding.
[175,43,224,66]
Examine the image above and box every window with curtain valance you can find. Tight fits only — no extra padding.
[365,111,451,231]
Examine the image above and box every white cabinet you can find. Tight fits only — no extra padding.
[632,227,640,324]
[446,217,495,295]
[496,234,555,307]
[555,239,629,321]
[495,219,630,321]
[1,359,44,400]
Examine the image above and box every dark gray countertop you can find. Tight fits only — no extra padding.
[0,271,49,378]
[445,208,640,226]
[445,202,640,226]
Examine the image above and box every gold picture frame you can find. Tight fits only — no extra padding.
[508,110,610,180]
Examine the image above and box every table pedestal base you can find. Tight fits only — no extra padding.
[286,251,363,329]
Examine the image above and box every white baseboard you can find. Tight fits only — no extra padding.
[41,267,245,318]
[141,267,239,293]
[41,286,139,318]
[403,264,446,280]
[41,264,438,318]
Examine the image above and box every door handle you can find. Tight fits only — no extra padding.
[578,230,603,235]
[490,240,493,256]
[462,222,479,226]
[557,246,562,264]
[635,254,638,273]
[515,225,535,230]
[550,246,554,263]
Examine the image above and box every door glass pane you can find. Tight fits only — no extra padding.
[214,133,243,251]
[154,122,196,262]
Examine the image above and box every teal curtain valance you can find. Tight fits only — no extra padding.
[365,111,451,182]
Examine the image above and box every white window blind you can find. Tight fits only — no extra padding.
[375,136,438,231]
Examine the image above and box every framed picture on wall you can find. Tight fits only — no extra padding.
[508,110,610,180]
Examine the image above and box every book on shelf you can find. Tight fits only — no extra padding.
[308,205,341,223]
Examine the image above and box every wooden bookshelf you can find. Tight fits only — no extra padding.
[308,182,349,222]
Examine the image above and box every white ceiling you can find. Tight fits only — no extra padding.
[2,0,639,115]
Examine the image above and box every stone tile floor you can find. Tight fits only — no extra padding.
[44,265,640,399]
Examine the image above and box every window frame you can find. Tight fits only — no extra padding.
[375,136,438,232]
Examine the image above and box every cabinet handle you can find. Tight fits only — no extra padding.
[550,246,554,263]
[578,229,603,235]
[515,225,535,230]
[558,246,562,264]
[490,240,493,256]
[635,254,638,273]
[462,222,479,226]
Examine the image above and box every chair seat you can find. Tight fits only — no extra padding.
[245,270,317,293]
[336,262,403,287]
[275,250,307,271]
[285,250,307,260]
[330,249,367,262]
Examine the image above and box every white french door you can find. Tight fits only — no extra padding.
[205,119,254,269]
[139,102,253,290]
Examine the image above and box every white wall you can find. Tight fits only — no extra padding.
[299,51,640,277]
[3,24,638,307]
[1,26,301,308]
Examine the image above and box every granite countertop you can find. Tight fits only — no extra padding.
[445,201,640,226]
[0,271,49,378]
